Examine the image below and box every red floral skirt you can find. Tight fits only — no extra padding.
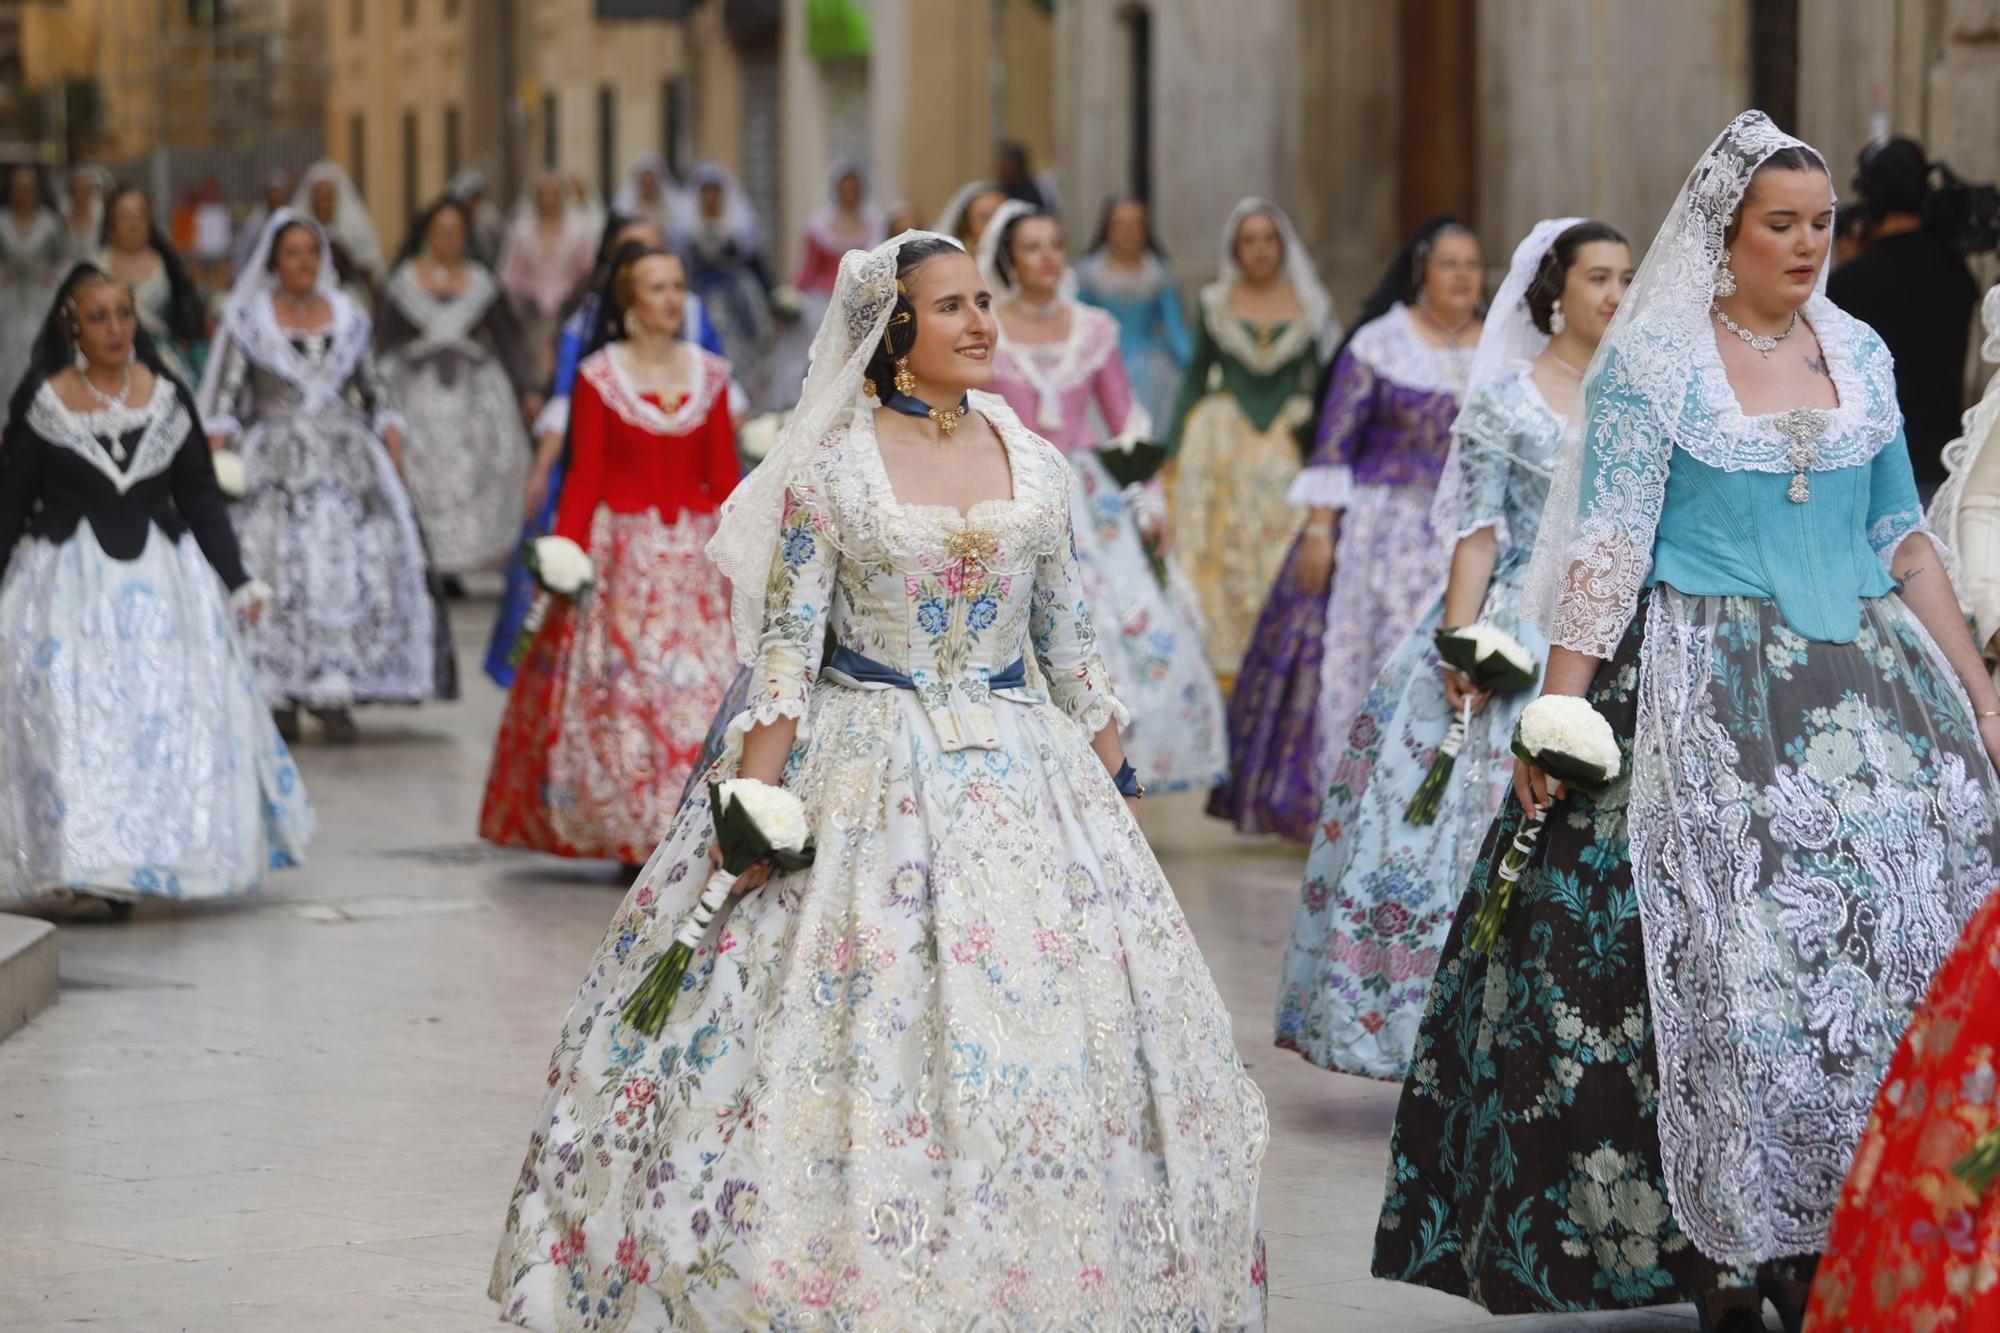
[479,507,736,862]
[1806,884,2000,1329]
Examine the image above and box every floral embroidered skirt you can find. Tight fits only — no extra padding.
[1068,449,1227,792]
[1211,482,1443,842]
[1374,588,1998,1312]
[1314,484,1447,779]
[487,681,1270,1331]
[479,507,736,863]
[1166,392,1305,679]
[1807,885,2000,1329]
[0,530,314,901]
[1277,551,1543,1079]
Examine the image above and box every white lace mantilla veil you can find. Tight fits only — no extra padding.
[1520,111,1832,654]
[1925,283,2000,593]
[291,160,383,278]
[671,161,763,256]
[196,207,377,428]
[931,181,999,239]
[1428,215,1583,546]
[707,230,965,663]
[1215,197,1343,360]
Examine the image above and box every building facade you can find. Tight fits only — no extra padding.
[1055,0,2000,319]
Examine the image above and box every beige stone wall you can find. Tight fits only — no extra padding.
[521,0,684,201]
[1474,0,1751,277]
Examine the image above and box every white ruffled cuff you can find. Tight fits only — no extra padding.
[229,578,273,617]
[717,694,810,771]
[1446,516,1512,553]
[728,380,750,421]
[1286,465,1355,510]
[534,395,570,440]
[372,409,407,438]
[205,414,242,441]
[1070,693,1132,739]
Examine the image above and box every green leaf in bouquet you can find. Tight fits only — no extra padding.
[1094,438,1168,490]
[1434,628,1540,695]
[1509,741,1617,794]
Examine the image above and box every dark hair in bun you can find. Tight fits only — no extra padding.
[862,235,964,396]
[1525,220,1629,335]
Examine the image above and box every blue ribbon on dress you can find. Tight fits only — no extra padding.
[826,643,1026,693]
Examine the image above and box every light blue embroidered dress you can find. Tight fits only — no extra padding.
[1277,364,1559,1078]
[1075,251,1191,434]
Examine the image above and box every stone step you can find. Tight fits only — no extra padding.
[0,914,57,1041]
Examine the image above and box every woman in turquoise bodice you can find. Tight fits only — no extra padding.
[1375,112,2000,1333]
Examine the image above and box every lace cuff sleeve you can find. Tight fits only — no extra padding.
[1545,347,1670,658]
[1866,429,1946,567]
[723,483,837,756]
[1030,500,1132,736]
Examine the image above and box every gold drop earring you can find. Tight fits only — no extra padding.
[893,356,916,397]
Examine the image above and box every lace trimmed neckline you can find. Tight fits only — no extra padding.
[1346,304,1475,396]
[580,343,730,435]
[1684,296,1895,472]
[31,375,185,494]
[855,390,1024,520]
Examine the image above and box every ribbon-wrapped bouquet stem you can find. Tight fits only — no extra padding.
[1095,431,1170,586]
[1404,623,1539,825]
[622,778,817,1037]
[507,535,595,667]
[1463,693,1622,954]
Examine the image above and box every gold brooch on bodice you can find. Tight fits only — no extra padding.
[946,527,999,565]
[1774,407,1833,504]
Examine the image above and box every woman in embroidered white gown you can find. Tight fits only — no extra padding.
[489,232,1269,1331]
[0,264,313,905]
[199,210,449,741]
[977,200,1227,791]
[377,197,541,575]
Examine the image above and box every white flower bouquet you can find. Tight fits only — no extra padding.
[506,535,596,668]
[622,779,817,1036]
[769,284,805,320]
[1404,624,1540,825]
[211,449,248,500]
[738,410,789,465]
[1464,693,1622,954]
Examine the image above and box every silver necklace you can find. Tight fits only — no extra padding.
[79,362,132,412]
[1012,293,1063,320]
[1712,303,1800,358]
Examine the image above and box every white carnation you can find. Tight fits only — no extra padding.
[1517,694,1622,780]
[211,449,248,499]
[739,411,789,463]
[531,536,594,595]
[1452,623,1534,676]
[716,778,811,852]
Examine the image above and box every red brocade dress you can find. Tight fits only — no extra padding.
[478,344,741,862]
[1805,885,2000,1330]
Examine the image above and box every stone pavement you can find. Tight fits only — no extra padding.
[0,607,1720,1332]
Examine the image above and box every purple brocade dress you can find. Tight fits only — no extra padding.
[1210,305,1470,840]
